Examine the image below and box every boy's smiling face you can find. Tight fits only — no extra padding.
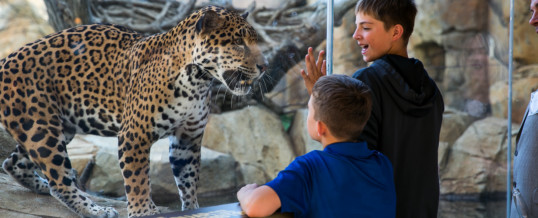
[353,12,396,62]
[531,0,538,33]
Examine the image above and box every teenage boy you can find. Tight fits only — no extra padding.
[236,75,396,218]
[301,0,444,218]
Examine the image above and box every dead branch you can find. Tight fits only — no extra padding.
[247,0,357,107]
[89,0,196,34]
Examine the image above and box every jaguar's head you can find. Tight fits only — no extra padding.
[191,6,266,95]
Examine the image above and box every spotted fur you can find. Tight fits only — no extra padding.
[0,6,265,217]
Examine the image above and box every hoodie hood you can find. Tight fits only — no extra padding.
[373,55,440,117]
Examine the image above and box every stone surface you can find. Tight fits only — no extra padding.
[412,0,443,46]
[0,172,131,218]
[490,65,538,124]
[440,117,518,196]
[439,108,475,146]
[438,108,475,168]
[488,0,538,66]
[0,0,53,59]
[202,105,295,184]
[439,0,487,32]
[289,108,323,156]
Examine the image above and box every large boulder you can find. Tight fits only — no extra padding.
[439,0,487,32]
[412,0,443,45]
[0,0,53,59]
[440,117,518,196]
[487,0,538,66]
[439,108,475,145]
[438,108,475,168]
[289,108,323,156]
[490,65,538,124]
[202,105,295,184]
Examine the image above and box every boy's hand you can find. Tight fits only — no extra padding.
[300,47,327,94]
[236,183,281,217]
[237,183,259,201]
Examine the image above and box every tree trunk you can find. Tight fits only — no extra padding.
[44,0,92,31]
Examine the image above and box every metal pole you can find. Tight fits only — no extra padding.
[326,0,334,75]
[507,0,514,216]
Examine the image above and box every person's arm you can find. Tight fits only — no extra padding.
[300,47,326,94]
[237,183,281,217]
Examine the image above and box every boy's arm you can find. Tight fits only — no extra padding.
[300,47,326,94]
[237,183,281,217]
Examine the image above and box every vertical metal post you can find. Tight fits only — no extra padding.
[507,0,514,216]
[326,0,334,75]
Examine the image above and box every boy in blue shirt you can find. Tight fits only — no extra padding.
[236,74,396,218]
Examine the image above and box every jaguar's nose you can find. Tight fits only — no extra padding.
[256,64,267,73]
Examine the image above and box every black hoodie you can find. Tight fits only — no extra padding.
[353,54,444,218]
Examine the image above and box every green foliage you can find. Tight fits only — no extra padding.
[280,113,295,132]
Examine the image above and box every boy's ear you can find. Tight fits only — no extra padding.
[392,24,404,41]
[316,121,327,137]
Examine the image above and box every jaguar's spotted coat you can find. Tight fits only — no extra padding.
[0,5,265,217]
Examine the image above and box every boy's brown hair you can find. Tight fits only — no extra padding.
[355,0,417,44]
[311,74,372,141]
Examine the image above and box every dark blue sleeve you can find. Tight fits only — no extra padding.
[265,156,311,217]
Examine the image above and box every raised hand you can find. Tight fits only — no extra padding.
[300,47,327,94]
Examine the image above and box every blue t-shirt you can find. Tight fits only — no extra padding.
[265,142,395,218]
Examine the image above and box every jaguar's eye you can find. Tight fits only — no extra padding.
[233,38,244,45]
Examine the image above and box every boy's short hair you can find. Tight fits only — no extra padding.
[355,0,417,43]
[312,74,372,141]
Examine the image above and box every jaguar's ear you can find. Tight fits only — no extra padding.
[241,12,249,19]
[195,10,223,35]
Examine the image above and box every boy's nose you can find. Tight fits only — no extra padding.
[352,30,361,40]
[530,11,538,26]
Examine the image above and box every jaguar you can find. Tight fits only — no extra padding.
[0,5,265,217]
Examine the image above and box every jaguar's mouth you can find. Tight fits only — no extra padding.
[222,70,257,95]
